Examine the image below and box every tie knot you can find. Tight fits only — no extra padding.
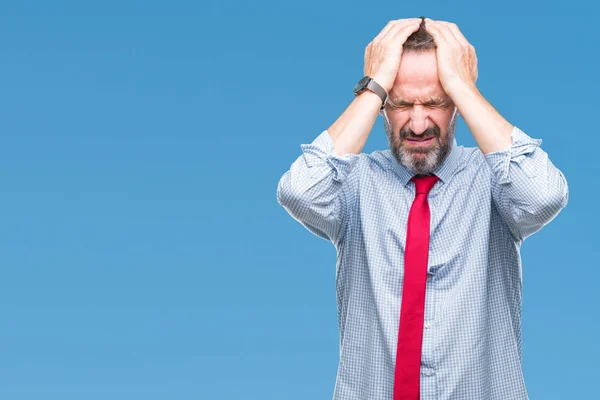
[411,175,439,195]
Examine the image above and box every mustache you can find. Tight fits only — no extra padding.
[400,125,441,140]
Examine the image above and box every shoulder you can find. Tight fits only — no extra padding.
[456,143,488,173]
[353,149,399,178]
[451,143,493,190]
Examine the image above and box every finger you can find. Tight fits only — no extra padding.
[437,23,463,47]
[423,19,451,48]
[440,22,479,75]
[387,21,423,48]
[425,19,459,48]
[380,18,422,43]
[368,20,417,60]
[374,18,420,42]
[374,20,397,42]
[435,22,478,57]
[439,21,473,49]
[437,21,471,50]
[429,20,479,82]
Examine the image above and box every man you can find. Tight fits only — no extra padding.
[276,17,568,400]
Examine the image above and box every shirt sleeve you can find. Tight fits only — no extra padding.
[276,130,361,244]
[484,125,569,241]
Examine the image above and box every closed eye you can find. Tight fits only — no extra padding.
[422,99,453,108]
[387,104,410,110]
[387,97,453,110]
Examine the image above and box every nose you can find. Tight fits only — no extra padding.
[408,105,430,135]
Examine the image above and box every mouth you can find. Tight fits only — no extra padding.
[405,137,435,145]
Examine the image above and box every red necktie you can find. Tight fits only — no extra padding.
[393,175,439,400]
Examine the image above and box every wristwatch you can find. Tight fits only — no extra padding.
[353,76,388,110]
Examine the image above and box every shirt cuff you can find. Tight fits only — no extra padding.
[299,130,361,183]
[483,126,543,185]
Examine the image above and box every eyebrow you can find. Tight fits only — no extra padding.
[387,96,453,108]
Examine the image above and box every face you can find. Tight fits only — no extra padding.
[383,50,457,175]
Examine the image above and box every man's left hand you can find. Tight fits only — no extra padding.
[424,19,479,98]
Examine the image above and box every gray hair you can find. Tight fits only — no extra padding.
[403,17,436,52]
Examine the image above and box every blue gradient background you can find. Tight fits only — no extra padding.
[0,1,596,399]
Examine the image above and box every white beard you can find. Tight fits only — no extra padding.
[383,107,458,175]
[398,144,442,175]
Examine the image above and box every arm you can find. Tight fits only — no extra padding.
[276,129,361,243]
[276,87,382,243]
[276,19,423,243]
[483,126,569,241]
[424,19,569,241]
[447,82,568,242]
[444,61,568,242]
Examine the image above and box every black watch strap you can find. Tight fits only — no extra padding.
[353,76,388,110]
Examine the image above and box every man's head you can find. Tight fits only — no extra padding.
[383,18,458,175]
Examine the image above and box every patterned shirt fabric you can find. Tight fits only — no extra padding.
[276,126,569,400]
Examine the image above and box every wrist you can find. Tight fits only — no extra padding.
[445,81,479,102]
[356,88,384,105]
[354,76,388,109]
[370,74,393,93]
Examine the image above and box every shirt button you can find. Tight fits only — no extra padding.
[426,368,435,376]
[424,321,432,329]
[427,274,433,281]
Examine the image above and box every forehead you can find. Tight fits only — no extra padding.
[390,50,446,101]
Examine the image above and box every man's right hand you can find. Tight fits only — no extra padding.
[364,18,423,93]
[327,18,423,156]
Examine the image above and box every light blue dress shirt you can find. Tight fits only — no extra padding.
[276,126,569,399]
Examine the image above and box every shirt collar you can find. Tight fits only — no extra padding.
[388,136,460,187]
